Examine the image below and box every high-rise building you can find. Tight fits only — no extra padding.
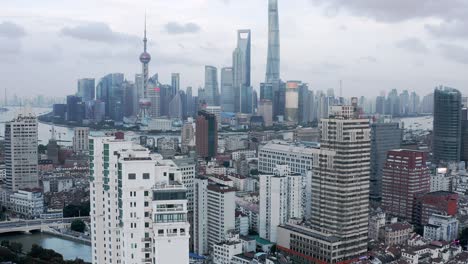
[370,121,402,200]
[181,122,195,154]
[193,177,209,255]
[122,81,137,117]
[96,73,124,120]
[185,86,194,118]
[284,81,300,123]
[233,30,251,113]
[289,106,370,263]
[148,74,161,118]
[433,86,462,165]
[259,165,303,243]
[258,99,273,127]
[77,78,95,102]
[382,149,430,221]
[265,0,280,84]
[66,95,84,122]
[220,67,235,112]
[204,66,219,106]
[90,137,190,264]
[5,112,39,191]
[171,73,180,97]
[169,91,183,119]
[196,111,218,159]
[73,127,89,153]
[462,108,468,162]
[421,93,434,114]
[207,183,236,248]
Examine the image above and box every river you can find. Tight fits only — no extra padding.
[0,231,91,262]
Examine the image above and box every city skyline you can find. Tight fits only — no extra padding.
[2,0,468,98]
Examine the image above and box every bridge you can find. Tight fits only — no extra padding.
[0,217,90,234]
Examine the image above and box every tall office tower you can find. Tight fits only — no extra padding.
[204,66,219,106]
[375,96,385,115]
[122,81,137,117]
[138,16,152,120]
[421,93,434,114]
[186,86,194,117]
[462,108,468,162]
[240,86,254,114]
[305,106,371,262]
[382,149,430,221]
[171,73,180,97]
[433,86,462,165]
[90,137,190,264]
[233,30,251,113]
[284,81,300,123]
[409,91,420,114]
[370,121,403,200]
[298,83,310,124]
[168,91,183,119]
[147,74,161,118]
[400,90,410,115]
[386,89,401,116]
[5,112,39,191]
[265,0,280,83]
[196,110,218,159]
[77,78,95,102]
[258,99,273,127]
[221,67,235,112]
[73,127,89,153]
[96,73,124,119]
[66,95,84,122]
[193,177,209,255]
[259,165,303,243]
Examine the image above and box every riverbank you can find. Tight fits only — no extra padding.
[42,226,91,246]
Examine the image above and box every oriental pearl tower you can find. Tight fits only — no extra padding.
[138,16,151,123]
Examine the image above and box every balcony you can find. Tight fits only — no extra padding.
[141,248,151,253]
[142,258,152,263]
[141,237,151,242]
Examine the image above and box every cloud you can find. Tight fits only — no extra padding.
[309,0,468,22]
[60,22,139,43]
[395,38,429,53]
[438,43,468,64]
[358,56,378,63]
[0,21,26,39]
[426,20,468,39]
[164,22,201,35]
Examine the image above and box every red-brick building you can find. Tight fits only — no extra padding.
[382,149,430,221]
[415,191,458,225]
[196,111,218,159]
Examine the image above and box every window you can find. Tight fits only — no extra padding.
[144,191,149,197]
[143,173,150,179]
[128,173,136,180]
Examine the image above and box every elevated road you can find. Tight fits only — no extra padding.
[0,217,90,234]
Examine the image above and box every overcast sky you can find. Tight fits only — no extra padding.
[1,0,468,98]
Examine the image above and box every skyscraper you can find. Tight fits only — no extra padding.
[370,121,403,200]
[462,108,468,162]
[283,106,370,263]
[5,112,39,191]
[171,73,180,97]
[220,67,235,112]
[77,78,95,102]
[382,149,430,221]
[196,110,218,159]
[204,66,219,106]
[265,0,280,84]
[138,16,152,120]
[233,30,251,113]
[96,73,124,119]
[284,81,300,123]
[433,86,462,165]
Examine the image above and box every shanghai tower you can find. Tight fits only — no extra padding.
[265,0,280,83]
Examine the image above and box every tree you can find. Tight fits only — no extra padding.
[71,219,86,233]
[9,242,22,254]
[63,202,90,218]
[460,227,468,248]
[38,144,47,154]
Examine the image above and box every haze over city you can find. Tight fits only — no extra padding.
[2,0,468,97]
